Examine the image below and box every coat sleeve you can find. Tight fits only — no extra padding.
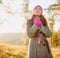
[26,20,39,38]
[39,25,52,38]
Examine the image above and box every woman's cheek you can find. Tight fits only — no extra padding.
[33,11,37,15]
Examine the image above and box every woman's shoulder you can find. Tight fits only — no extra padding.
[27,19,31,21]
[27,19,32,23]
[27,19,33,26]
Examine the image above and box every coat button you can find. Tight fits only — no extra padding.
[43,44,46,46]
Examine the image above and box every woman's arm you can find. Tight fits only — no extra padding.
[27,20,39,38]
[39,25,52,38]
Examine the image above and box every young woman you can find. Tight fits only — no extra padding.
[26,5,53,58]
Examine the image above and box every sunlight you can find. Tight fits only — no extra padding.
[0,0,59,33]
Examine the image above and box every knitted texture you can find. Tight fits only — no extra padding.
[33,17,43,27]
[33,17,44,45]
[33,5,43,14]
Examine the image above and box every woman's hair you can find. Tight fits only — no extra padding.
[30,14,48,26]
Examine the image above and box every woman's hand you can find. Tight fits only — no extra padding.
[33,17,43,27]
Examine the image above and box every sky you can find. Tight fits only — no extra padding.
[0,0,60,33]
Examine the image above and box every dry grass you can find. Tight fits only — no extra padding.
[52,47,60,58]
[0,43,27,58]
[0,43,60,58]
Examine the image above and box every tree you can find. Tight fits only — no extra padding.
[22,0,30,45]
[0,0,3,4]
[44,2,60,46]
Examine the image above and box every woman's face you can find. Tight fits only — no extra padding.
[33,7,42,16]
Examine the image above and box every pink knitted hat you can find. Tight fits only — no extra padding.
[33,5,43,14]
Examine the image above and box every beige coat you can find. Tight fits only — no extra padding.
[26,19,53,58]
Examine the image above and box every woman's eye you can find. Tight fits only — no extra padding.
[39,8,41,10]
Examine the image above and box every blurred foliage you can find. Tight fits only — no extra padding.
[0,0,3,4]
[52,30,60,47]
[52,32,58,46]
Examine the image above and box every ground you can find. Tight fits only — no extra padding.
[0,43,60,58]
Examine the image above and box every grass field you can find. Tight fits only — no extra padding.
[52,47,60,58]
[0,43,60,58]
[0,43,27,58]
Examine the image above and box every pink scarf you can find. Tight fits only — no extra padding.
[33,17,44,45]
[37,32,44,45]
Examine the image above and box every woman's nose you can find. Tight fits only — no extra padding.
[36,10,40,12]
